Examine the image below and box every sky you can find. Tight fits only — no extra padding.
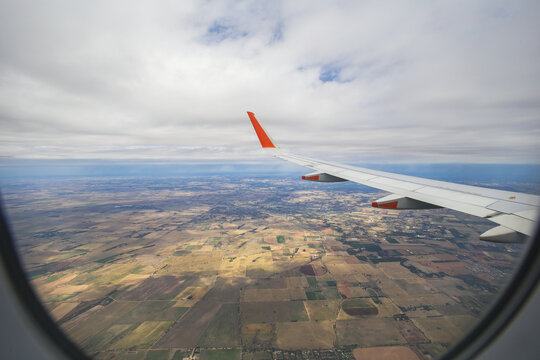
[0,1,539,164]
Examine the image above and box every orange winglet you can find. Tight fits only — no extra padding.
[247,111,276,148]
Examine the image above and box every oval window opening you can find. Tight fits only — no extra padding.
[1,3,539,360]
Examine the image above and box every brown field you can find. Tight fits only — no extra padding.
[153,301,222,347]
[115,276,188,301]
[337,285,352,299]
[352,346,419,360]
[299,264,327,276]
[198,303,241,347]
[159,252,222,275]
[252,277,287,289]
[243,288,307,302]
[276,321,335,349]
[418,260,471,275]
[241,301,309,323]
[336,318,405,347]
[242,323,275,348]
[395,321,429,344]
[62,301,140,345]
[118,301,188,323]
[203,277,249,302]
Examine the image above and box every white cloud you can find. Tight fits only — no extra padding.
[0,0,539,163]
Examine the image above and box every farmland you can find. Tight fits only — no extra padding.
[1,176,527,359]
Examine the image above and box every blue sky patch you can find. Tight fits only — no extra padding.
[205,20,247,43]
[319,64,342,82]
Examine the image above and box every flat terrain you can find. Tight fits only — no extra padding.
[1,176,527,360]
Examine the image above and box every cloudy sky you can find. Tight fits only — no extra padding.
[0,1,539,163]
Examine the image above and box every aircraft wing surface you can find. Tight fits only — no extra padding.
[247,111,539,242]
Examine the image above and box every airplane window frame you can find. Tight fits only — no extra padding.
[0,201,539,360]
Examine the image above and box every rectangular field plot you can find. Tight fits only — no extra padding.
[392,293,457,308]
[325,263,371,281]
[84,324,137,353]
[411,317,463,343]
[204,277,251,302]
[304,300,339,321]
[276,321,335,349]
[241,323,274,348]
[305,286,340,301]
[395,321,429,344]
[159,253,222,275]
[118,301,188,323]
[243,288,307,302]
[153,301,222,348]
[115,276,188,301]
[174,285,212,307]
[377,262,419,280]
[352,346,420,360]
[240,301,308,323]
[62,301,140,346]
[200,349,241,360]
[198,304,241,347]
[395,280,435,296]
[336,318,405,347]
[374,298,401,318]
[109,321,173,350]
[251,277,287,289]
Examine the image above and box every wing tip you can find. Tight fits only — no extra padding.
[247,111,276,148]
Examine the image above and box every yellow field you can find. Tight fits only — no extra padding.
[109,321,173,350]
[304,300,340,321]
[50,302,80,320]
[276,321,335,349]
[411,317,463,343]
[378,262,419,280]
[374,298,401,318]
[352,346,419,360]
[286,276,309,288]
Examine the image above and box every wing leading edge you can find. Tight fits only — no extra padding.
[247,111,539,243]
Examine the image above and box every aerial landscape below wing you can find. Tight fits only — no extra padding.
[247,111,539,243]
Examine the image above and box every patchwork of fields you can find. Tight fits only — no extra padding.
[2,177,524,359]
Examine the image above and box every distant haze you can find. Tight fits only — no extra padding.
[1,1,539,163]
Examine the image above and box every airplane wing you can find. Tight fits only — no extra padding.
[247,111,539,243]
